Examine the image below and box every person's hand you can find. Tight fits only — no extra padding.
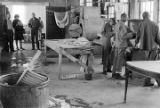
[135,39,138,46]
[126,47,132,53]
[110,37,115,47]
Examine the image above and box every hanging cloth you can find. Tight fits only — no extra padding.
[52,0,70,28]
[54,11,69,28]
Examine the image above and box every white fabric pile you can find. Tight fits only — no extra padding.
[58,37,90,48]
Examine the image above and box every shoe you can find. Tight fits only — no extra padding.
[102,71,107,75]
[112,73,125,80]
[32,48,35,50]
[143,83,154,87]
[143,78,154,87]
[20,48,25,50]
[107,69,112,73]
[11,50,15,52]
[17,48,19,50]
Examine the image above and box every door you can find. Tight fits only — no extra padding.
[46,6,65,39]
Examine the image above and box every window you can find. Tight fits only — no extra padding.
[80,0,84,6]
[80,0,95,7]
[115,2,128,20]
[86,0,92,6]
[140,1,154,21]
[120,0,128,2]
[108,5,115,18]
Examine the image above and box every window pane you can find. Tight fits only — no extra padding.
[80,0,84,6]
[120,0,128,2]
[87,0,92,6]
[140,1,154,21]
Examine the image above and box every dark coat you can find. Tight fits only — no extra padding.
[136,19,160,51]
[13,19,25,40]
[28,17,40,30]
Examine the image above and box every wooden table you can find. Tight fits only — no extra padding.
[44,39,94,80]
[124,61,160,103]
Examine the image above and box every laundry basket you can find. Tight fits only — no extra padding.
[0,73,49,108]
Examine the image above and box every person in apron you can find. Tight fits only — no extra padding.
[112,13,134,79]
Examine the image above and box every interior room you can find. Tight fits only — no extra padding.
[0,0,160,108]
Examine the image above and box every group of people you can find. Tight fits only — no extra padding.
[101,12,160,82]
[3,11,44,52]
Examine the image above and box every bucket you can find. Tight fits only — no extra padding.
[0,73,49,108]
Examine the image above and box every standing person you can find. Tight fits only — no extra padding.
[28,13,41,50]
[112,13,134,79]
[101,18,116,75]
[13,14,25,50]
[136,12,160,86]
[4,12,14,52]
[38,17,44,48]
[38,17,44,38]
[38,17,44,32]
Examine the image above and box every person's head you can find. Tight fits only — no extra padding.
[142,11,150,20]
[39,17,41,20]
[121,13,127,23]
[14,14,19,20]
[109,18,116,25]
[32,13,36,18]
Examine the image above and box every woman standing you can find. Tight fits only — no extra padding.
[13,14,25,50]
[101,18,116,75]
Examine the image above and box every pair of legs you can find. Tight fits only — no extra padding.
[31,29,39,50]
[7,30,14,52]
[102,37,112,74]
[143,50,159,86]
[15,40,24,50]
[112,48,126,78]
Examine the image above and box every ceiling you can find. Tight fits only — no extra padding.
[1,0,49,3]
[1,0,79,6]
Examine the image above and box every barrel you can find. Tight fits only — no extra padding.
[0,73,49,108]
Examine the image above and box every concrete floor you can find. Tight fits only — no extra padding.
[1,43,160,108]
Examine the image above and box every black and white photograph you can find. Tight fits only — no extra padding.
[0,0,160,108]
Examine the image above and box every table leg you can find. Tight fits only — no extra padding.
[58,51,62,80]
[124,66,129,103]
[87,53,94,74]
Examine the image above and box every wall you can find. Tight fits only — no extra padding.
[0,0,47,3]
[82,7,104,39]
